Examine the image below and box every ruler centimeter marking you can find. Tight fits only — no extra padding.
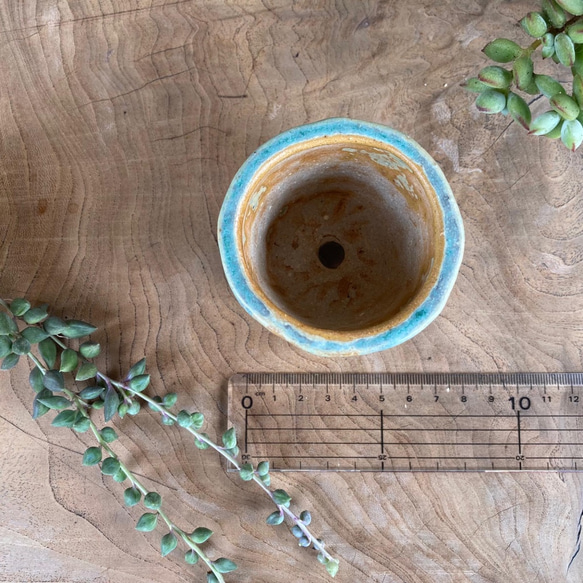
[227,373,583,472]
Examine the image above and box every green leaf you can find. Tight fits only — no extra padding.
[0,312,18,335]
[317,552,328,564]
[550,92,580,120]
[100,427,118,442]
[124,487,141,507]
[21,327,49,344]
[37,396,71,410]
[1,353,19,370]
[207,574,219,583]
[59,348,78,372]
[512,56,534,91]
[326,559,340,577]
[184,550,199,565]
[92,399,105,409]
[177,410,192,427]
[148,396,163,410]
[22,305,48,325]
[38,338,57,369]
[112,467,127,482]
[260,473,271,487]
[239,463,254,481]
[291,525,303,538]
[521,12,548,38]
[118,402,129,418]
[127,400,141,415]
[79,341,100,359]
[191,412,204,429]
[101,457,121,476]
[462,77,490,92]
[73,417,91,433]
[213,558,237,574]
[555,0,583,16]
[128,374,150,392]
[144,492,162,510]
[534,74,565,98]
[29,367,44,393]
[568,17,583,43]
[222,427,237,449]
[104,387,120,422]
[529,111,562,135]
[475,90,506,114]
[163,392,177,408]
[561,118,583,149]
[82,446,102,466]
[9,298,30,316]
[0,336,11,358]
[477,66,513,89]
[43,370,65,391]
[257,461,269,476]
[32,393,50,418]
[573,74,583,108]
[127,358,146,380]
[190,527,213,544]
[543,0,567,28]
[79,385,104,400]
[61,320,97,339]
[544,118,564,138]
[266,511,284,525]
[11,336,30,356]
[76,362,97,382]
[136,513,158,532]
[482,38,522,63]
[507,92,532,129]
[542,33,555,58]
[43,316,66,335]
[300,510,312,525]
[161,532,178,557]
[273,489,292,507]
[194,434,211,449]
[298,536,310,547]
[555,32,576,67]
[51,409,77,428]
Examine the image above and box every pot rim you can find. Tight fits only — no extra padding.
[218,117,464,356]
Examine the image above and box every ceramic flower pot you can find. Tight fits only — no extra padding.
[218,118,464,356]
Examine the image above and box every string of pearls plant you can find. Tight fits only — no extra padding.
[0,298,339,581]
[465,0,583,150]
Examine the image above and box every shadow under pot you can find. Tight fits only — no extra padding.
[218,118,464,356]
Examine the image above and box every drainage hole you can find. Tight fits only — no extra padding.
[318,241,345,269]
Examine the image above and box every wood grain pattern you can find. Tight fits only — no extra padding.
[1,0,583,581]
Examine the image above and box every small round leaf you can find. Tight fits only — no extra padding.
[83,447,102,466]
[190,527,213,544]
[135,513,158,532]
[161,532,178,557]
[144,492,162,510]
[124,487,141,507]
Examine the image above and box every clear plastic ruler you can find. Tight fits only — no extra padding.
[227,372,583,472]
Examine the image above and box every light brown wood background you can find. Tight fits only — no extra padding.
[1,0,583,581]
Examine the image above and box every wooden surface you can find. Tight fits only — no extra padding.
[1,1,583,581]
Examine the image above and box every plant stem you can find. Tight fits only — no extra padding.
[25,353,225,582]
[100,373,338,566]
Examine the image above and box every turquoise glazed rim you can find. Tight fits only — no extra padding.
[218,118,464,356]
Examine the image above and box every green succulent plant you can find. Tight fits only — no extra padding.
[0,298,339,581]
[465,0,583,151]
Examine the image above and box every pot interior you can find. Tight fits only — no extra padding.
[238,135,445,335]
